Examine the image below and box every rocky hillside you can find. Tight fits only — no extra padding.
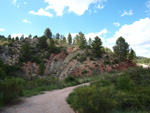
[0,37,136,79]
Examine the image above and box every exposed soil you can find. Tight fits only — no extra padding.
[0,83,89,113]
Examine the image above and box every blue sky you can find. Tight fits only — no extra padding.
[0,0,150,57]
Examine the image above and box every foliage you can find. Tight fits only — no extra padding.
[78,32,87,49]
[0,77,25,105]
[38,62,46,75]
[113,36,129,60]
[91,36,103,57]
[44,28,52,39]
[20,41,32,62]
[67,67,150,113]
[128,48,136,61]
[67,33,72,45]
[38,36,48,49]
[78,56,87,63]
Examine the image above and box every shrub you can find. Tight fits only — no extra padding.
[117,74,135,91]
[0,77,25,105]
[103,60,111,65]
[65,76,79,83]
[82,70,88,74]
[112,59,119,64]
[67,85,116,113]
[78,56,87,63]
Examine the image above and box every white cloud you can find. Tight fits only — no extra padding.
[24,2,27,5]
[22,19,31,24]
[113,22,120,27]
[146,0,150,13]
[11,34,28,38]
[29,8,53,17]
[107,18,150,58]
[17,5,19,8]
[97,4,104,9]
[13,0,17,4]
[121,10,133,17]
[45,0,106,16]
[0,28,5,32]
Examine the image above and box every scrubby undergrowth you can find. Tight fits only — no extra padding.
[67,67,150,113]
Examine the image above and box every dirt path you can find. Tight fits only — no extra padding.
[0,83,89,113]
[138,64,150,68]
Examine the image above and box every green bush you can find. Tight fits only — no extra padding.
[78,56,87,63]
[117,75,135,91]
[0,77,25,105]
[67,85,116,113]
[67,67,150,112]
[65,76,79,83]
[112,59,119,64]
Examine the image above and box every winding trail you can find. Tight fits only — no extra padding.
[0,83,89,113]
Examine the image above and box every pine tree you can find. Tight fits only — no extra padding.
[20,41,32,62]
[67,33,72,45]
[38,62,45,75]
[128,48,136,61]
[91,36,103,57]
[44,28,52,39]
[78,32,86,49]
[38,36,48,49]
[113,36,129,60]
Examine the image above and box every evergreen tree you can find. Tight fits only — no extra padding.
[38,62,45,75]
[28,34,32,39]
[38,36,48,49]
[67,33,72,45]
[128,48,136,61]
[7,35,11,42]
[16,36,19,41]
[88,38,92,47]
[20,41,32,62]
[75,35,79,45]
[78,32,86,49]
[56,33,60,39]
[63,36,66,44]
[113,36,129,60]
[91,36,103,57]
[44,28,52,39]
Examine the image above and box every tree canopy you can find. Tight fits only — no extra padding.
[113,36,129,60]
[91,36,103,57]
[44,28,52,39]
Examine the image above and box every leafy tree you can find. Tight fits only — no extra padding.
[44,28,52,39]
[20,41,32,62]
[38,62,45,75]
[91,36,103,57]
[67,33,72,45]
[38,36,48,49]
[56,33,60,39]
[128,48,136,61]
[113,36,129,60]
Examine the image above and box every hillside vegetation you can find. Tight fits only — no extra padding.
[67,67,150,113]
[0,28,143,109]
